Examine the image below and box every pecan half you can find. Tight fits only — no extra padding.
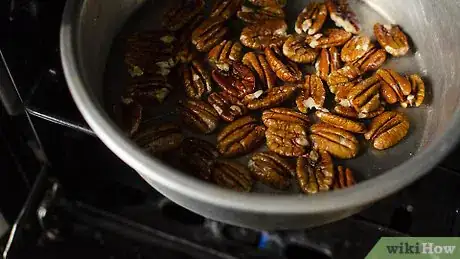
[125,31,178,77]
[327,65,361,94]
[296,157,318,194]
[120,101,143,137]
[350,48,386,74]
[180,99,220,134]
[334,80,356,105]
[181,60,212,99]
[208,40,243,70]
[365,111,410,150]
[133,123,184,154]
[401,74,425,108]
[310,123,359,159]
[263,108,310,157]
[265,46,303,83]
[341,35,374,63]
[243,86,297,110]
[334,166,356,189]
[296,150,334,194]
[125,75,173,105]
[212,62,256,99]
[325,0,360,34]
[192,16,228,52]
[315,47,341,81]
[376,69,411,103]
[262,108,310,135]
[334,105,385,119]
[163,0,205,31]
[283,35,319,64]
[247,0,287,8]
[242,52,277,89]
[237,5,285,24]
[295,2,328,35]
[374,23,410,57]
[208,92,247,122]
[316,111,366,133]
[240,19,288,50]
[347,75,382,114]
[217,116,266,157]
[306,28,352,49]
[249,152,295,189]
[296,74,326,112]
[333,105,357,119]
[210,0,243,20]
[211,160,253,192]
[266,127,309,157]
[179,138,219,180]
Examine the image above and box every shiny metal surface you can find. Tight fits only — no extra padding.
[61,0,460,229]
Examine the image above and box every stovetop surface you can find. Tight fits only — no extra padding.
[1,1,460,259]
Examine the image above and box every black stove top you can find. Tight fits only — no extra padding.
[1,1,460,259]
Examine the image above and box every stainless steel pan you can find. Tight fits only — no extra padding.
[60,0,460,229]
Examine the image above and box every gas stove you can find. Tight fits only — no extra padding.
[1,1,460,259]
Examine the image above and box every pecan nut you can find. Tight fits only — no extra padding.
[217,116,266,157]
[181,60,213,99]
[316,111,366,133]
[208,92,247,122]
[265,46,303,83]
[295,2,328,35]
[347,75,382,114]
[350,48,386,74]
[211,160,253,192]
[243,86,297,110]
[247,0,287,8]
[334,166,356,189]
[124,31,178,77]
[212,62,256,99]
[125,75,173,105]
[210,0,243,20]
[315,47,341,81]
[327,65,361,94]
[266,127,309,157]
[325,0,360,34]
[179,138,219,180]
[283,35,319,64]
[262,108,310,135]
[132,123,184,154]
[376,69,411,104]
[163,0,205,31]
[249,152,295,189]
[262,108,310,157]
[341,35,374,63]
[364,111,410,150]
[208,40,243,70]
[180,99,220,134]
[306,28,352,49]
[296,150,334,194]
[240,19,288,50]
[192,16,228,52]
[237,5,285,24]
[296,74,326,112]
[374,23,410,57]
[334,79,356,105]
[310,123,359,159]
[334,105,384,119]
[401,74,425,108]
[242,52,277,89]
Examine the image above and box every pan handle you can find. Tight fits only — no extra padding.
[0,49,23,116]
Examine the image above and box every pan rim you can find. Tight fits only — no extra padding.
[60,0,460,215]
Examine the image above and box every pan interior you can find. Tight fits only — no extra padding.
[100,0,443,194]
